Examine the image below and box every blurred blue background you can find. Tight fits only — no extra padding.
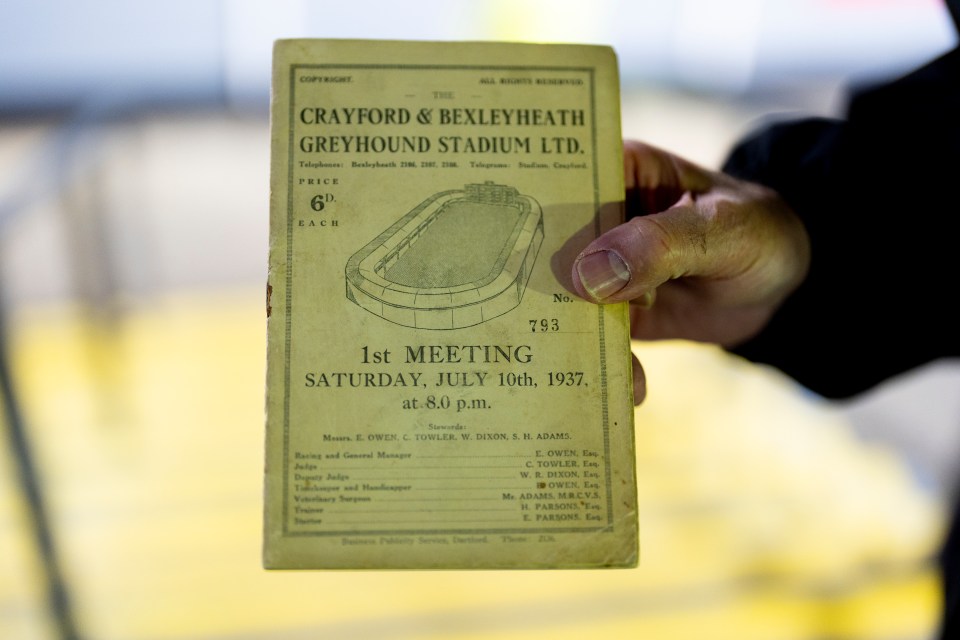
[0,0,954,112]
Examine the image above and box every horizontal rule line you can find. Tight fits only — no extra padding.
[322,467,524,480]
[336,508,516,514]
[381,498,504,502]
[394,466,521,470]
[387,487,533,491]
[516,331,594,334]
[348,476,515,480]
[417,456,531,459]
[333,519,519,525]
[307,465,523,469]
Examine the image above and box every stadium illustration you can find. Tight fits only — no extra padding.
[345,181,544,329]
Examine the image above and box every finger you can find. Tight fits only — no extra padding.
[632,352,646,405]
[623,140,713,216]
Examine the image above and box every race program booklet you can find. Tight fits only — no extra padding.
[263,38,637,569]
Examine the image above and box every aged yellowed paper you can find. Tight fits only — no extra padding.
[264,39,637,569]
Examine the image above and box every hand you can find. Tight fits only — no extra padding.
[571,140,811,403]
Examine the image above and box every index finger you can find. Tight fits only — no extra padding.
[623,140,713,217]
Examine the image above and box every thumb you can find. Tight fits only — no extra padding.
[571,195,711,303]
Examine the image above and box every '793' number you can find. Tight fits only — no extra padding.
[529,318,559,332]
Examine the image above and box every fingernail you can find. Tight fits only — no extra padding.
[576,250,630,299]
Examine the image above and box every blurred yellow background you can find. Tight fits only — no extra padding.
[2,1,958,639]
[1,291,946,639]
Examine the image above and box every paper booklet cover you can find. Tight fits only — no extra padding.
[263,38,637,569]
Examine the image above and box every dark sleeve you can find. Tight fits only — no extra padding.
[723,118,844,204]
[720,48,960,398]
[721,118,885,398]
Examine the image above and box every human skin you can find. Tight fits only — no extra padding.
[571,140,811,404]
